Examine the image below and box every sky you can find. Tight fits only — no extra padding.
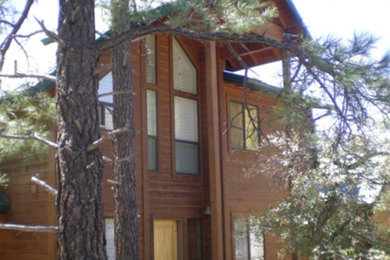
[244,0,390,85]
[1,0,390,92]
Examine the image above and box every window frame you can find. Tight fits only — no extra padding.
[228,99,260,152]
[233,215,265,260]
[98,102,113,130]
[147,89,158,172]
[171,36,200,176]
[145,34,157,85]
[172,37,199,95]
[173,95,200,175]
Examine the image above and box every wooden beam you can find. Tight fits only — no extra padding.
[205,41,224,260]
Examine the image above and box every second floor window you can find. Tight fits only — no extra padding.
[174,96,199,175]
[147,89,158,171]
[229,101,259,151]
[172,36,199,175]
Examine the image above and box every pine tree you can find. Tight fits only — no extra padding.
[0,1,390,259]
[110,0,139,258]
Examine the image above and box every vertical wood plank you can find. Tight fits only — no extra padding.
[205,41,224,260]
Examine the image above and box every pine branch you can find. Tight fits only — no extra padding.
[0,73,56,82]
[95,30,110,40]
[34,18,66,48]
[13,30,44,39]
[225,41,266,140]
[31,174,57,196]
[0,223,58,232]
[98,91,132,98]
[102,156,113,163]
[87,127,129,152]
[0,132,59,149]
[96,24,290,54]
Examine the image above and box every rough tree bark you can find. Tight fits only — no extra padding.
[56,0,106,259]
[111,0,139,258]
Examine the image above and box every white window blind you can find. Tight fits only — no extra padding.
[174,96,198,142]
[172,38,197,94]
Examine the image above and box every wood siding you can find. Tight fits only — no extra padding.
[0,152,56,259]
[218,73,292,259]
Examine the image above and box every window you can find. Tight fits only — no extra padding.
[234,216,264,260]
[145,34,156,85]
[98,72,114,130]
[105,218,115,260]
[98,103,113,130]
[172,37,197,94]
[229,101,259,151]
[172,37,199,175]
[174,96,199,175]
[147,89,158,171]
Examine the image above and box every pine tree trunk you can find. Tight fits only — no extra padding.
[111,1,139,258]
[112,42,139,258]
[56,0,106,259]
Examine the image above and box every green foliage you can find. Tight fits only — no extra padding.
[103,0,277,34]
[249,33,390,258]
[249,132,390,259]
[0,92,56,162]
[166,0,277,33]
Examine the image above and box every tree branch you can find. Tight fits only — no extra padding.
[0,73,56,82]
[14,30,44,39]
[96,24,290,54]
[98,91,132,98]
[87,127,129,152]
[34,18,66,48]
[102,156,113,163]
[0,132,59,148]
[0,223,58,232]
[0,0,34,70]
[31,174,57,196]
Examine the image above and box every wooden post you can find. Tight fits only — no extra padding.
[205,41,224,260]
[282,34,292,94]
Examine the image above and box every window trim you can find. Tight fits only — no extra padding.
[172,36,199,96]
[171,36,201,176]
[145,34,157,85]
[147,89,158,172]
[98,102,113,131]
[173,96,200,175]
[232,214,265,260]
[228,99,259,152]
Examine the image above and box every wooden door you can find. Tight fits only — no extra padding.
[153,220,178,260]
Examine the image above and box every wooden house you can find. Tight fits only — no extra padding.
[0,1,307,259]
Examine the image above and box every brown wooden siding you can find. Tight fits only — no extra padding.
[218,58,292,259]
[0,151,56,260]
